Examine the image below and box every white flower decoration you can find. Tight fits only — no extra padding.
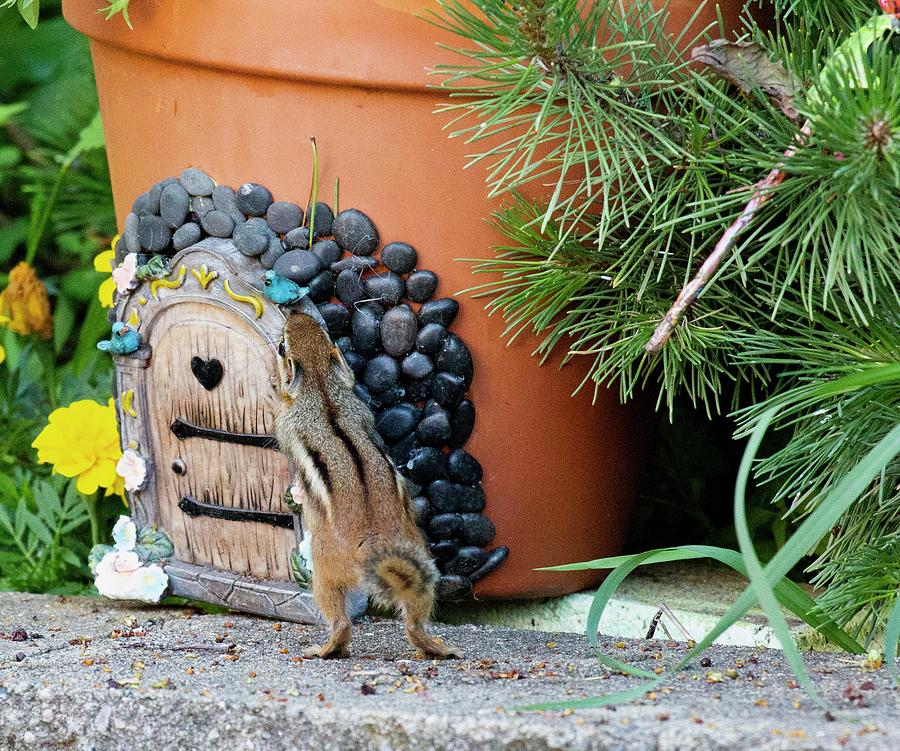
[116,449,147,492]
[111,253,138,294]
[290,483,305,507]
[112,515,137,552]
[297,528,313,573]
[94,549,168,603]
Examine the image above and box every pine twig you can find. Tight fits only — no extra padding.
[645,120,812,355]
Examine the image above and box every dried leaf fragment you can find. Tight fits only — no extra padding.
[692,40,800,120]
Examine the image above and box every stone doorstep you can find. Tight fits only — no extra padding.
[1,592,898,751]
[439,561,810,650]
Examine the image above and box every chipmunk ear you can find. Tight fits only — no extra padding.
[330,347,355,389]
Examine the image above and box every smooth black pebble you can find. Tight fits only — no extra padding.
[432,372,466,408]
[307,270,334,303]
[406,270,438,303]
[405,446,446,484]
[235,182,273,216]
[460,514,495,546]
[124,212,140,254]
[427,480,462,514]
[469,547,509,583]
[401,352,433,380]
[449,400,475,448]
[312,239,342,267]
[436,334,474,386]
[363,354,400,393]
[260,237,285,270]
[274,250,321,283]
[179,167,215,196]
[429,513,461,539]
[137,215,171,252]
[419,298,460,328]
[381,242,418,274]
[458,484,486,513]
[200,210,235,238]
[416,412,451,446]
[437,575,472,601]
[266,201,303,234]
[190,195,215,220]
[430,541,458,562]
[160,183,190,228]
[172,222,201,251]
[336,269,368,307]
[390,432,418,468]
[446,547,487,578]
[284,226,311,249]
[317,303,350,338]
[405,375,433,402]
[351,305,383,354]
[376,404,421,443]
[365,273,405,306]
[381,305,418,356]
[416,323,448,355]
[332,208,379,255]
[448,449,483,485]
[234,221,269,257]
[306,202,334,238]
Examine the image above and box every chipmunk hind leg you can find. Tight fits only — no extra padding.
[363,542,462,659]
[305,558,353,659]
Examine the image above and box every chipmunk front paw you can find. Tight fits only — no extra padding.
[304,642,350,659]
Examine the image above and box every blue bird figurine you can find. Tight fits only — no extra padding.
[262,270,309,306]
[97,322,142,355]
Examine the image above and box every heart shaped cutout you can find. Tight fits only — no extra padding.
[191,356,224,391]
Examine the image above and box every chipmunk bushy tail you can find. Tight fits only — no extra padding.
[363,541,461,658]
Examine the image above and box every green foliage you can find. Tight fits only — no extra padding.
[536,388,900,709]
[0,472,92,593]
[0,1,120,594]
[435,0,900,638]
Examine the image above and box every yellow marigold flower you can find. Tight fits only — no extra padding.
[94,237,118,309]
[32,399,124,497]
[0,262,53,339]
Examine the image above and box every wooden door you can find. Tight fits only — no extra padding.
[145,301,295,580]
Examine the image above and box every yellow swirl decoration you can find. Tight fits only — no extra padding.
[138,296,148,306]
[127,308,141,327]
[191,264,218,290]
[223,279,264,319]
[150,265,187,300]
[121,389,138,418]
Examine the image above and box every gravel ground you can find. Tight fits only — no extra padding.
[1,592,898,750]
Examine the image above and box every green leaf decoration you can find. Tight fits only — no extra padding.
[134,525,175,564]
[88,544,113,575]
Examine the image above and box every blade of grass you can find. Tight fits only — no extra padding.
[734,407,821,704]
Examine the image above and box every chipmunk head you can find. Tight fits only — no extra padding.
[276,302,336,397]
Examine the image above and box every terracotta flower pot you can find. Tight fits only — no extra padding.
[64,0,741,600]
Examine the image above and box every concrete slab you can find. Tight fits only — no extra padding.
[1,592,897,750]
[439,562,803,648]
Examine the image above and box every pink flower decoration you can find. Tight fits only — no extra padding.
[112,253,138,294]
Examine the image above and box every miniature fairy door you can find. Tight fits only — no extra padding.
[143,296,294,580]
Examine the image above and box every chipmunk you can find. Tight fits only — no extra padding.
[274,304,461,660]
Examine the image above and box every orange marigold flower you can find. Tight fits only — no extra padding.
[0,262,53,340]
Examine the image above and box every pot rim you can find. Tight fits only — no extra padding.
[62,0,462,93]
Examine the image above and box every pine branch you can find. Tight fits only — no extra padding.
[647,8,900,354]
[645,120,812,355]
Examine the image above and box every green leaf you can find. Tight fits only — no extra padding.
[0,101,27,126]
[66,109,105,162]
[16,0,38,30]
[52,292,75,353]
[733,408,820,703]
